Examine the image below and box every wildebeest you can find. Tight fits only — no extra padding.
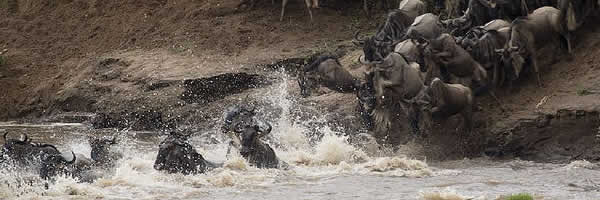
[424,33,487,86]
[239,124,286,168]
[1,132,76,180]
[398,0,427,20]
[497,5,574,87]
[424,33,503,108]
[355,9,416,64]
[423,78,474,133]
[90,136,121,166]
[558,0,598,30]
[371,52,426,135]
[356,74,377,130]
[362,0,393,17]
[153,132,220,175]
[443,0,500,36]
[297,55,361,97]
[405,13,446,41]
[460,21,511,88]
[221,105,272,157]
[394,39,426,71]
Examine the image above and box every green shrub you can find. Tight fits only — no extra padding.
[505,193,534,200]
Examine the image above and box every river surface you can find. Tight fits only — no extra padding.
[1,76,599,200]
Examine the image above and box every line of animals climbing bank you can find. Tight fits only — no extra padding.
[298,0,598,142]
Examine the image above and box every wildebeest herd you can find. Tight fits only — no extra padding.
[0,105,286,187]
[1,0,598,190]
[298,0,598,139]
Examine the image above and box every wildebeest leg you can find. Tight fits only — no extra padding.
[530,52,542,88]
[280,0,288,21]
[304,0,313,22]
[461,101,473,135]
[487,90,505,112]
[564,32,573,55]
[363,0,369,17]
[401,101,420,136]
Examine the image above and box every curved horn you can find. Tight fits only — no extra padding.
[3,132,8,142]
[21,134,29,143]
[65,151,76,164]
[354,31,366,43]
[494,49,504,53]
[35,143,59,151]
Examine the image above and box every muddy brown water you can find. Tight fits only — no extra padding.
[1,79,599,200]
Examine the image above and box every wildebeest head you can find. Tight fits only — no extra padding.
[2,132,32,149]
[153,132,207,175]
[496,43,524,81]
[355,32,394,65]
[239,124,271,158]
[36,144,76,180]
[90,136,120,165]
[223,105,257,133]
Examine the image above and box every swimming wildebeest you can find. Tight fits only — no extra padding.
[68,136,122,183]
[239,124,286,168]
[422,78,474,134]
[90,136,121,166]
[1,132,76,180]
[297,55,361,97]
[496,4,575,88]
[370,52,426,136]
[355,9,416,64]
[153,132,220,175]
[221,105,273,157]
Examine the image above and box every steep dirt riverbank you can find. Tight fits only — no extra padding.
[1,0,599,162]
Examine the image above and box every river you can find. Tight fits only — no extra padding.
[1,75,599,200]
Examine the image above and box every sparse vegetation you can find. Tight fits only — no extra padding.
[503,193,534,200]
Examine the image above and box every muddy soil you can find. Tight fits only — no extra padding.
[1,0,599,162]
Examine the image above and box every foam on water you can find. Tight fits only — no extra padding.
[419,188,484,200]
